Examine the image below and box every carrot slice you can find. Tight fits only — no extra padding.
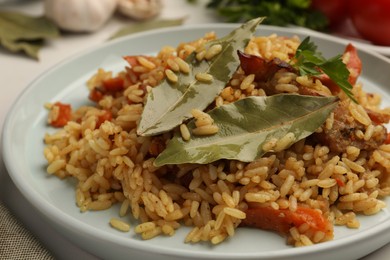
[242,205,333,237]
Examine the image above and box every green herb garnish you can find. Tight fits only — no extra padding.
[293,36,357,103]
[203,0,328,31]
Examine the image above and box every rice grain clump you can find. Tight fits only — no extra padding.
[44,31,390,247]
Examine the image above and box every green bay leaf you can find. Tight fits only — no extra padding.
[0,11,59,41]
[137,17,265,136]
[0,38,42,59]
[154,94,338,166]
[0,11,59,59]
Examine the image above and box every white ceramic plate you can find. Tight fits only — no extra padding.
[2,24,390,260]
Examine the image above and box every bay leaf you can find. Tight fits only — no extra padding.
[154,94,339,166]
[0,11,59,59]
[0,38,42,59]
[109,18,186,40]
[137,17,265,136]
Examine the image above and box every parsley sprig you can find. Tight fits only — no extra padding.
[202,0,328,31]
[293,37,357,103]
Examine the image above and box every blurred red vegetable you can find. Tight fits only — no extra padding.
[311,0,347,28]
[348,0,390,46]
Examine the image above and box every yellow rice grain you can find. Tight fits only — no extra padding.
[240,74,255,90]
[47,159,66,174]
[195,72,213,82]
[135,222,156,233]
[349,102,371,126]
[192,125,219,136]
[88,200,112,211]
[137,56,156,70]
[142,227,162,240]
[196,50,206,61]
[165,69,178,83]
[110,218,131,232]
[174,57,190,73]
[205,44,223,60]
[223,207,246,219]
[180,124,191,141]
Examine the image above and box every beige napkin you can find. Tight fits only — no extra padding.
[0,202,54,260]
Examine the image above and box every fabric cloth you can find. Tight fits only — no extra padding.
[0,201,54,260]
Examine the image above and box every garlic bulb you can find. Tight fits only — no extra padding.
[44,0,118,32]
[117,0,162,20]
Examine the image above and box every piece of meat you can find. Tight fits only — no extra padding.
[238,50,295,82]
[311,101,388,153]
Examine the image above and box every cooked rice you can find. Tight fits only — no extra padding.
[43,31,390,247]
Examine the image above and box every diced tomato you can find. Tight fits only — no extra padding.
[89,88,105,102]
[335,177,345,187]
[102,77,124,92]
[50,102,72,127]
[96,110,112,128]
[366,108,390,125]
[89,77,124,103]
[317,43,362,94]
[123,56,139,67]
[344,43,362,86]
[242,205,333,237]
[385,133,390,144]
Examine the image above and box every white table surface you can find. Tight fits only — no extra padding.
[0,1,389,259]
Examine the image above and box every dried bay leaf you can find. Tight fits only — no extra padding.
[137,17,265,136]
[109,18,186,40]
[0,11,59,59]
[0,38,43,59]
[154,94,339,166]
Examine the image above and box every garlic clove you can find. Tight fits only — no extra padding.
[117,0,163,20]
[44,0,118,32]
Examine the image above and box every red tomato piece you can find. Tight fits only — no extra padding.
[89,88,105,102]
[311,0,347,28]
[366,108,390,125]
[385,133,390,144]
[344,43,362,86]
[123,56,139,67]
[316,43,362,94]
[335,178,345,187]
[102,77,124,92]
[96,110,112,128]
[50,102,72,127]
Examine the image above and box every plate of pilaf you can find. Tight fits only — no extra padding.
[2,18,390,260]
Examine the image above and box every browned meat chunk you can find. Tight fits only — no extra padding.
[311,101,388,153]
